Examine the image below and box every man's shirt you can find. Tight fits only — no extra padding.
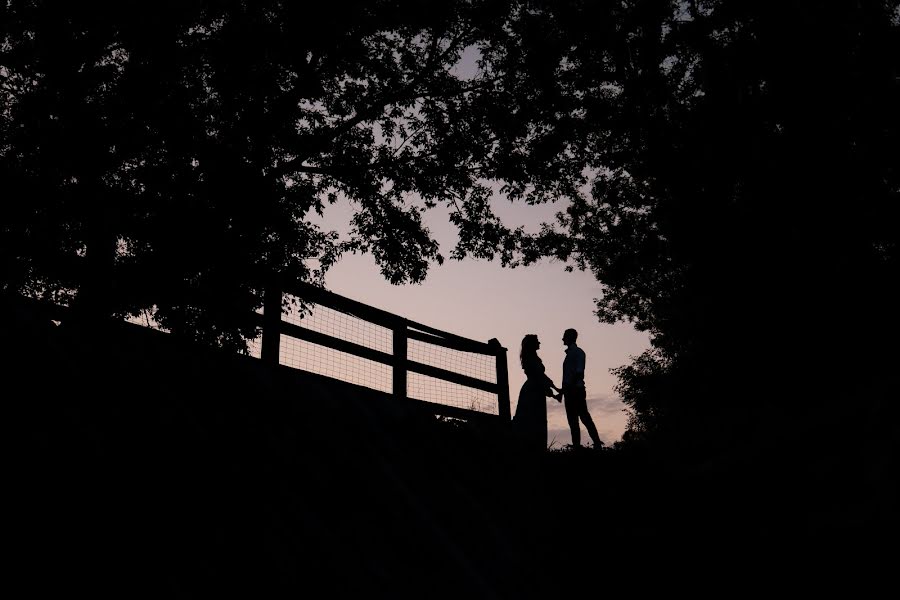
[562,344,586,388]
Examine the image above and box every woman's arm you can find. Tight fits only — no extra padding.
[545,369,562,401]
[543,374,560,397]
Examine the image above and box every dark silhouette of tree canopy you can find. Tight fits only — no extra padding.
[481,0,900,449]
[3,1,898,452]
[4,7,899,580]
[1,0,585,349]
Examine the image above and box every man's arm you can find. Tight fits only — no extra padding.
[575,349,586,385]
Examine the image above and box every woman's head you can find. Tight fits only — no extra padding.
[520,334,540,367]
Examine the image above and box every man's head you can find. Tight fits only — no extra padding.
[562,328,578,346]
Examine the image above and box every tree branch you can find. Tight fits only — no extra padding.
[275,31,476,177]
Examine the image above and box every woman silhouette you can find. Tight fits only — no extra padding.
[512,334,561,452]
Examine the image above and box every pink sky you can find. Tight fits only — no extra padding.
[318,195,650,446]
[305,46,650,446]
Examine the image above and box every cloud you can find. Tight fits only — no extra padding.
[587,393,629,417]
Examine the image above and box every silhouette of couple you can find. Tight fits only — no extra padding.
[513,329,603,452]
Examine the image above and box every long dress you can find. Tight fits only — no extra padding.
[512,354,555,452]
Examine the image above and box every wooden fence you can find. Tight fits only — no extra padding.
[8,284,511,423]
[259,282,511,422]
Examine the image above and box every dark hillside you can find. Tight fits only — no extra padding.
[3,296,897,596]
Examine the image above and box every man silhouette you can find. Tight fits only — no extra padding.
[557,328,603,449]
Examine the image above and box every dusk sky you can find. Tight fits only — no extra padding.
[316,192,651,446]
[301,46,651,446]
[6,3,893,592]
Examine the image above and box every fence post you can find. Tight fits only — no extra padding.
[261,283,282,365]
[393,320,408,400]
[489,339,511,421]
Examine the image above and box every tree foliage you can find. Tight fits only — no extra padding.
[3,1,898,449]
[489,0,900,443]
[1,0,580,349]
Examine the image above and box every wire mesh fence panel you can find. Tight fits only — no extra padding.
[278,337,393,393]
[405,336,499,412]
[407,338,496,385]
[282,299,393,355]
[248,301,394,392]
[407,371,499,415]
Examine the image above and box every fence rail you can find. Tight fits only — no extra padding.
[259,282,511,422]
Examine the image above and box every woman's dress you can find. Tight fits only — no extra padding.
[513,355,554,451]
